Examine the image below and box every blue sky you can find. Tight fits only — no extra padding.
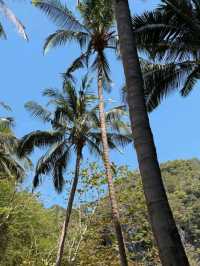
[1,0,200,206]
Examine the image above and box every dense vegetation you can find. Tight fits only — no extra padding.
[1,159,199,265]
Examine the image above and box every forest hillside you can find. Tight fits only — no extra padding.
[0,159,199,265]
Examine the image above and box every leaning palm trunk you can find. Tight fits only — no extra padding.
[113,1,189,265]
[56,148,82,266]
[97,72,128,266]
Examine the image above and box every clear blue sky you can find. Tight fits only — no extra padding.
[1,0,200,206]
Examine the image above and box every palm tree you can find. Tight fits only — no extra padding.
[112,0,189,265]
[32,0,128,264]
[0,104,31,180]
[0,0,28,40]
[18,76,132,266]
[131,0,200,112]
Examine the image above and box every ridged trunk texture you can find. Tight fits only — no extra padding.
[55,148,82,266]
[98,73,128,266]
[113,1,190,265]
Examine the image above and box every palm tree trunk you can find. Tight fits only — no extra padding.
[113,1,189,265]
[97,73,128,266]
[55,148,82,266]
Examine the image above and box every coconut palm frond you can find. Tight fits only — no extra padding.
[0,22,6,39]
[32,0,85,31]
[85,136,102,157]
[52,148,71,192]
[180,66,200,97]
[18,130,64,157]
[25,101,52,123]
[62,53,90,83]
[32,140,70,192]
[106,106,127,121]
[0,101,11,111]
[92,52,110,81]
[142,59,197,111]
[0,152,26,181]
[43,30,89,54]
[0,0,28,40]
[43,88,65,101]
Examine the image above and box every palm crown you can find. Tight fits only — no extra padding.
[18,77,131,192]
[32,0,118,84]
[133,0,200,111]
[0,104,31,180]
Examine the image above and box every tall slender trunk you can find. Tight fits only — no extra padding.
[55,148,82,266]
[113,1,189,265]
[97,72,128,266]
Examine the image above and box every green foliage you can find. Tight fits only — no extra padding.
[0,180,59,265]
[72,159,200,265]
[1,159,200,265]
